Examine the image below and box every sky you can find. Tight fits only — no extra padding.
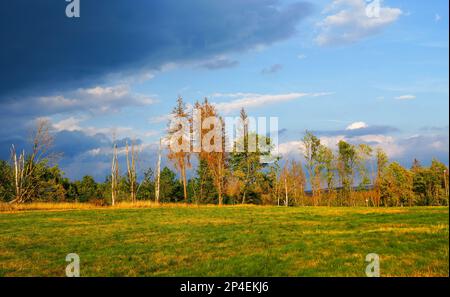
[0,0,448,181]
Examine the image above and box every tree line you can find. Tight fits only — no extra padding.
[0,98,448,207]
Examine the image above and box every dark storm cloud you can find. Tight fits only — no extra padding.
[0,0,313,100]
[57,132,149,181]
[0,128,109,163]
[0,0,313,176]
[52,130,110,158]
[54,132,158,181]
[0,126,150,181]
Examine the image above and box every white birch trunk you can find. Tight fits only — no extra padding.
[155,138,161,203]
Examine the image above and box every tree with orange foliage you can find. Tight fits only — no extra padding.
[167,97,191,202]
[194,98,227,205]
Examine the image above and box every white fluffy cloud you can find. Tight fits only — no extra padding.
[316,0,402,46]
[278,133,404,160]
[318,135,347,149]
[52,116,135,138]
[278,140,305,157]
[277,121,409,160]
[4,84,158,117]
[45,84,157,113]
[52,116,83,132]
[213,92,333,113]
[355,134,404,157]
[346,121,368,130]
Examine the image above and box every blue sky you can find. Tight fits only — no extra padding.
[0,0,448,180]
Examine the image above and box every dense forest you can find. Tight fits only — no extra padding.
[0,98,448,207]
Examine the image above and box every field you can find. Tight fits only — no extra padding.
[0,205,448,276]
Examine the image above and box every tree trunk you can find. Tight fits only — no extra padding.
[284,176,288,207]
[218,182,223,206]
[155,138,161,203]
[181,165,188,203]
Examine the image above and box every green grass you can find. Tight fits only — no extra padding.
[0,206,448,276]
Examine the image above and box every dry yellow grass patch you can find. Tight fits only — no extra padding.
[0,201,248,213]
[370,225,448,234]
[351,208,410,215]
[158,217,237,226]
[0,202,101,213]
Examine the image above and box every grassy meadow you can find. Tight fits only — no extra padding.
[0,204,448,276]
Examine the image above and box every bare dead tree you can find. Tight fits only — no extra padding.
[9,119,54,204]
[155,138,162,203]
[126,139,138,203]
[11,145,25,203]
[111,142,119,206]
